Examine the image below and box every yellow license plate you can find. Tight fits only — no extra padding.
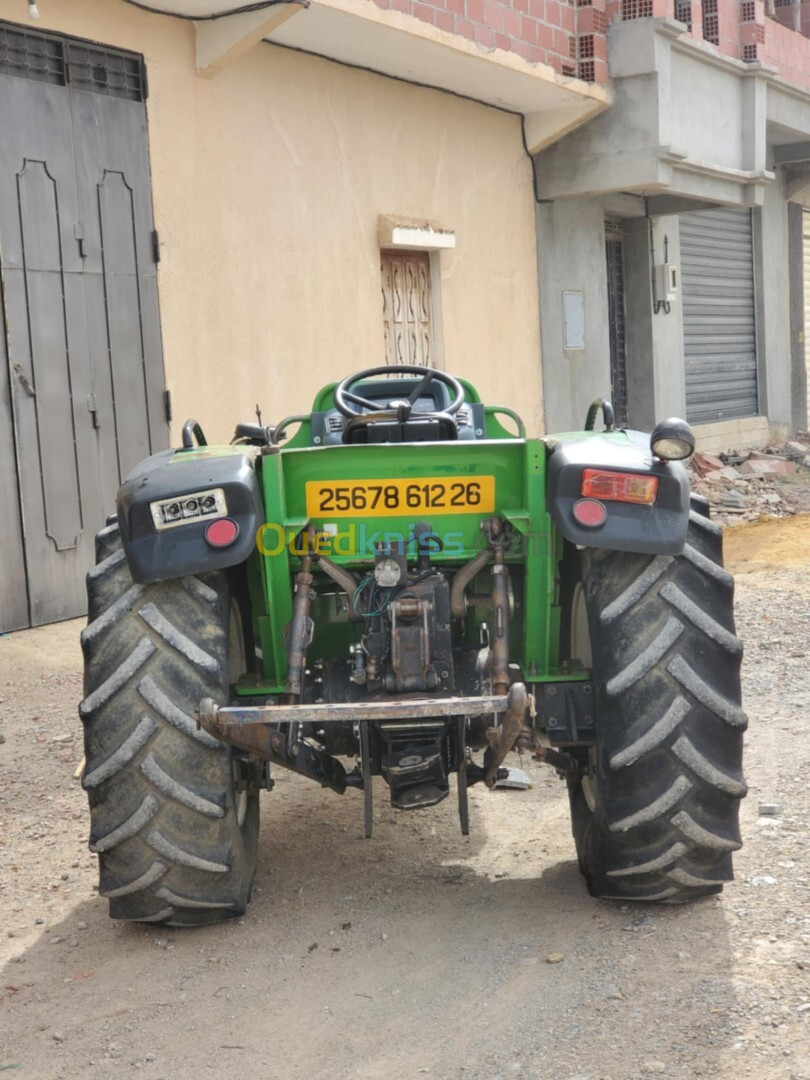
[305,476,496,518]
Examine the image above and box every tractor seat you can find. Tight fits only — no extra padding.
[342,409,459,444]
[313,373,486,444]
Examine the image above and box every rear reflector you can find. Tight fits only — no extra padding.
[205,517,240,548]
[572,498,607,528]
[581,469,659,505]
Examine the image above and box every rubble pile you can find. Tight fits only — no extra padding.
[689,434,810,525]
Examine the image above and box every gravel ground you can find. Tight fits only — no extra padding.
[0,515,808,1080]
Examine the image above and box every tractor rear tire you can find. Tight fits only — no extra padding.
[567,496,747,902]
[80,520,259,926]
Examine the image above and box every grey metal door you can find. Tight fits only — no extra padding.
[0,23,167,630]
[679,208,758,424]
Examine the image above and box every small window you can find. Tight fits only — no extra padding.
[0,23,145,100]
[0,24,65,85]
[380,251,434,367]
[66,42,145,101]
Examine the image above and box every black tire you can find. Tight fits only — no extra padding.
[566,496,747,902]
[80,520,259,926]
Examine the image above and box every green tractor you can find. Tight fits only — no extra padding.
[80,366,746,926]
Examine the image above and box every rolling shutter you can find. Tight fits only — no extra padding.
[679,208,758,423]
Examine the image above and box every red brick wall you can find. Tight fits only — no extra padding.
[369,0,609,83]
[761,10,810,86]
[369,0,810,92]
[611,0,810,90]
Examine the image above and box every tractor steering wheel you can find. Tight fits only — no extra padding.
[334,365,465,421]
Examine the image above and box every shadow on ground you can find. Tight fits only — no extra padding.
[2,770,738,1080]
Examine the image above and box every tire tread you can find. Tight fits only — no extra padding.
[568,495,746,902]
[81,527,258,925]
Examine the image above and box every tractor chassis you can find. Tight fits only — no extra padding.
[197,683,528,836]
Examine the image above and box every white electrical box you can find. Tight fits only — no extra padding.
[563,290,585,350]
[655,263,679,301]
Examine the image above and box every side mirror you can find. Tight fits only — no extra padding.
[650,417,695,461]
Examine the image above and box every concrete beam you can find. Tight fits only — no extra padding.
[766,82,810,143]
[535,146,666,201]
[784,162,810,198]
[602,192,647,217]
[773,140,810,165]
[195,3,305,78]
[644,194,725,215]
[523,103,608,154]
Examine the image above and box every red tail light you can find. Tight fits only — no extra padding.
[581,469,659,505]
[205,517,240,548]
[572,498,608,527]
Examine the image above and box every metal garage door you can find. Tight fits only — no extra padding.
[679,208,759,424]
[0,23,167,631]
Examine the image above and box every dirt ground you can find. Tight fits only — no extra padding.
[1,516,809,1080]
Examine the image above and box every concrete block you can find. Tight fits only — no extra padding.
[692,451,727,475]
[737,459,798,476]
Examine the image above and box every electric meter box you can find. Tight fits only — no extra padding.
[655,263,679,301]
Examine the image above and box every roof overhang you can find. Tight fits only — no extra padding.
[133,0,610,152]
[536,141,774,208]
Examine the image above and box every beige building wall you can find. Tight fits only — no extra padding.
[0,0,544,443]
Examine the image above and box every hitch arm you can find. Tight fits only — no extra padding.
[482,682,529,787]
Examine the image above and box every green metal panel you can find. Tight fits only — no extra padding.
[277,439,529,566]
[240,436,583,693]
[254,449,295,692]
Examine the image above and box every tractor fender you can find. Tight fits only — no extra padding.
[546,429,691,556]
[116,447,263,584]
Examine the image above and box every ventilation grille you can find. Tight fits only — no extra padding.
[621,0,654,19]
[0,21,145,100]
[456,407,472,427]
[579,33,595,58]
[674,0,693,29]
[326,414,345,433]
[0,25,65,85]
[66,42,144,101]
[702,0,719,44]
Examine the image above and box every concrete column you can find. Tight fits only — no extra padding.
[621,213,686,429]
[755,176,796,436]
[621,217,656,430]
[651,214,687,422]
[535,199,612,433]
[787,201,807,433]
[741,74,768,176]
